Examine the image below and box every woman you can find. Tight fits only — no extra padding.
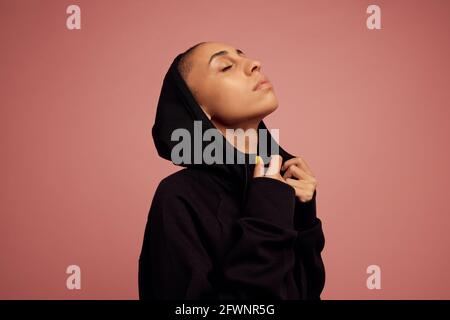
[138,41,325,300]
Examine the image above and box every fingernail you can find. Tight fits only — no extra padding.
[255,155,262,165]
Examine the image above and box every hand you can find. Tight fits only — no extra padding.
[281,157,318,203]
[253,155,285,184]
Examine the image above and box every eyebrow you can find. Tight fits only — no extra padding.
[208,49,245,65]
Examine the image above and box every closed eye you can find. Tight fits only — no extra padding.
[222,65,233,72]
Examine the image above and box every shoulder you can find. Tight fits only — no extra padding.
[156,168,215,194]
[152,168,222,212]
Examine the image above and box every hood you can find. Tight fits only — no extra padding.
[151,52,296,190]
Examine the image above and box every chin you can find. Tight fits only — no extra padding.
[246,103,278,124]
[260,96,279,117]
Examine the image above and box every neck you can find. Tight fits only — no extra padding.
[211,118,261,154]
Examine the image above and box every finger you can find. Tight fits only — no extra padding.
[281,158,300,171]
[284,177,302,188]
[284,181,303,200]
[285,178,315,202]
[281,158,296,170]
[253,155,265,178]
[284,178,312,189]
[265,155,283,176]
[283,164,311,180]
[282,157,314,176]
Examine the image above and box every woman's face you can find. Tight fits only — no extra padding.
[184,42,279,129]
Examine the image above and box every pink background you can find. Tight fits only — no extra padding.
[1,0,449,299]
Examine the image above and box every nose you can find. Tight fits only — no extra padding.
[246,58,262,75]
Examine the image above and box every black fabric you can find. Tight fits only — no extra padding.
[138,52,326,300]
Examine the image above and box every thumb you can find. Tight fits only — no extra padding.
[265,155,283,177]
[253,155,265,178]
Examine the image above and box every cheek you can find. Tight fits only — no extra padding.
[208,82,250,119]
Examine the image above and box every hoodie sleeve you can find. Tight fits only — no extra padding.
[292,189,326,300]
[139,176,302,299]
[216,177,299,299]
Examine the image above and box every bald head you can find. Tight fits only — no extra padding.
[177,42,207,94]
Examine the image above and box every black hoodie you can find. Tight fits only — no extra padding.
[138,51,326,300]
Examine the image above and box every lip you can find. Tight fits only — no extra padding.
[253,77,272,91]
